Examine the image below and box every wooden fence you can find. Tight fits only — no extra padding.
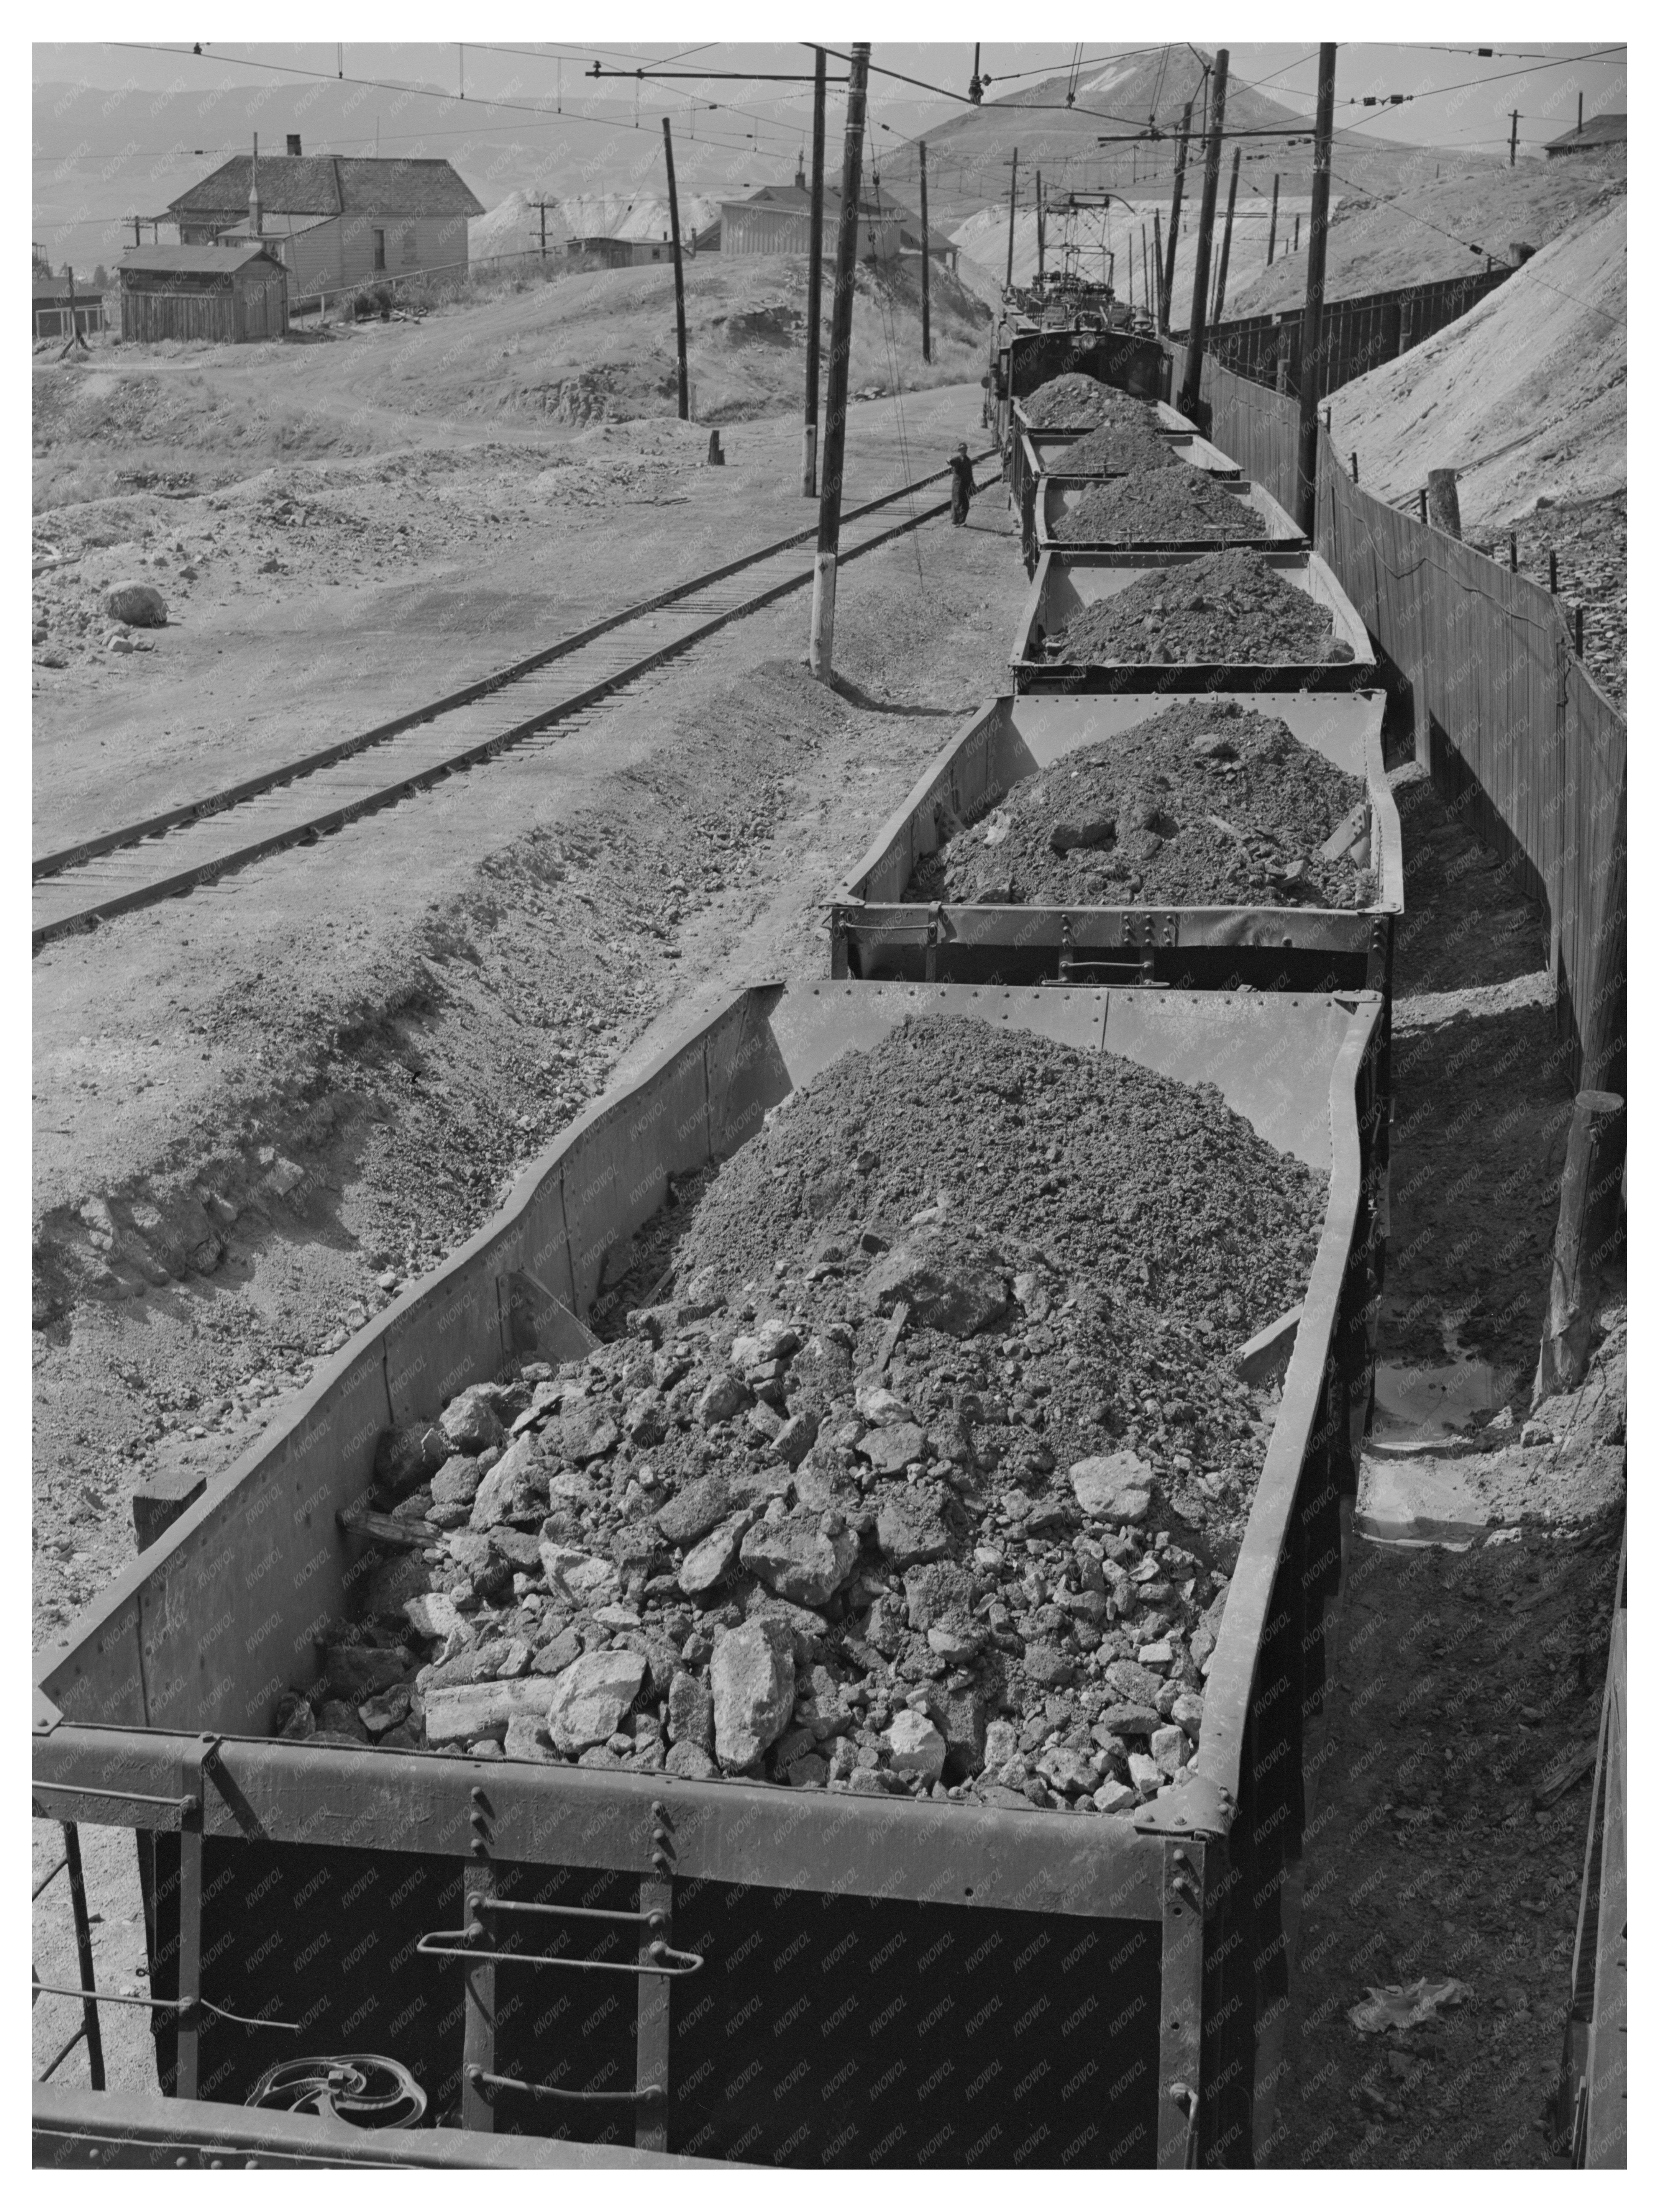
[1181,267,1512,401]
[1198,356,1626,1094]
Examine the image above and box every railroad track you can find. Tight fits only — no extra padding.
[32,454,991,953]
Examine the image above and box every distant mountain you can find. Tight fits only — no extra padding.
[874,46,1472,236]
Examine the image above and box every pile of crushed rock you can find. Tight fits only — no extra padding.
[1049,549,1352,667]
[907,699,1373,911]
[1052,470,1268,547]
[279,1018,1324,1817]
[1021,374,1162,431]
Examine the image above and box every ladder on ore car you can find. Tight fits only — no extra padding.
[415,1791,701,2148]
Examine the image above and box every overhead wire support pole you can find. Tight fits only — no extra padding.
[1160,98,1193,336]
[1296,44,1338,540]
[804,46,827,492]
[1267,171,1280,264]
[808,40,870,682]
[1006,148,1019,292]
[661,118,689,420]
[918,135,932,365]
[1213,144,1241,323]
[1178,48,1228,421]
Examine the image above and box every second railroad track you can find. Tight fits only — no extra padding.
[33,455,989,954]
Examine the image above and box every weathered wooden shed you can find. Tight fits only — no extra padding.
[32,285,107,340]
[117,244,289,344]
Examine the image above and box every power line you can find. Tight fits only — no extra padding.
[1340,46,1628,133]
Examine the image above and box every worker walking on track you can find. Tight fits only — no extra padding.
[948,440,976,526]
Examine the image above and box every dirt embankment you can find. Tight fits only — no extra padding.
[1327,181,1626,528]
[1228,148,1624,318]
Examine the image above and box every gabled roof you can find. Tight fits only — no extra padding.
[167,154,484,220]
[1546,112,1626,149]
[117,244,287,276]
[725,181,896,220]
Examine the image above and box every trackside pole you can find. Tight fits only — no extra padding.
[808,42,870,680]
[662,119,688,420]
[1295,46,1338,540]
[804,47,827,493]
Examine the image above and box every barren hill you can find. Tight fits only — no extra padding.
[1226,144,1625,316]
[1326,180,1625,526]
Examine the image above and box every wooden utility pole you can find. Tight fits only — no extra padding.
[804,46,827,492]
[1178,48,1228,419]
[1141,226,1150,316]
[808,41,869,681]
[1160,98,1193,335]
[1510,109,1520,165]
[918,136,932,364]
[1152,210,1165,325]
[1294,43,1338,539]
[1035,170,1044,282]
[59,262,90,358]
[1213,144,1241,322]
[661,118,688,420]
[1005,148,1019,292]
[1267,172,1280,264]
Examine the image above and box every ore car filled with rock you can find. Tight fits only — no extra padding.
[1012,546,1375,694]
[988,333,1173,459]
[830,689,1400,996]
[34,978,1385,2170]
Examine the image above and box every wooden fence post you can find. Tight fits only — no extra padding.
[1426,469,1462,538]
[1535,1091,1626,1401]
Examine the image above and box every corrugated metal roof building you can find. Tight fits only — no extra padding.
[117,244,288,344]
[166,146,484,301]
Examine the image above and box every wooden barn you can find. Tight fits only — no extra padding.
[117,243,288,344]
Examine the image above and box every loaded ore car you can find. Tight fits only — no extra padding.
[34,979,1386,2170]
[830,689,1399,998]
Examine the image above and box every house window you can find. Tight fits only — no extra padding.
[399,225,417,267]
[372,228,386,273]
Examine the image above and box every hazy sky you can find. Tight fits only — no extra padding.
[34,38,1629,162]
